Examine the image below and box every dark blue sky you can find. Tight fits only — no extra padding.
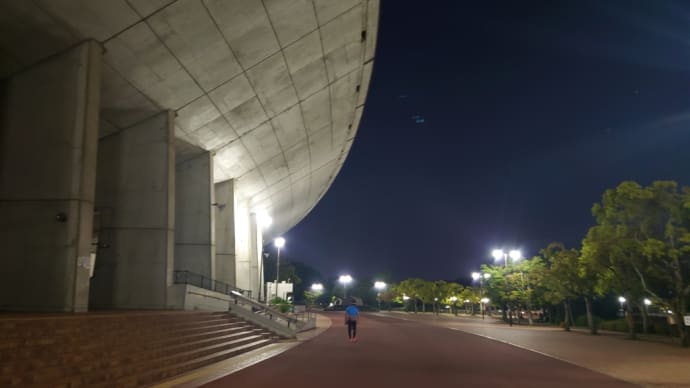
[279,0,690,282]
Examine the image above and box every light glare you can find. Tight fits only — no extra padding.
[492,249,504,261]
[509,250,522,260]
[274,237,285,248]
[339,274,352,284]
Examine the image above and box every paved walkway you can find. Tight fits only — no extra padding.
[158,313,690,388]
[389,312,690,388]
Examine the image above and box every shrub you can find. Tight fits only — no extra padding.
[599,319,629,332]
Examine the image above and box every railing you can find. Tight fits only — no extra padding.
[230,292,316,330]
[173,270,251,299]
[172,270,315,336]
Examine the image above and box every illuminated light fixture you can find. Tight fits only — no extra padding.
[481,298,490,304]
[509,250,522,260]
[644,298,651,306]
[257,211,272,229]
[492,249,504,261]
[311,283,323,292]
[618,296,626,303]
[374,281,386,290]
[274,237,285,248]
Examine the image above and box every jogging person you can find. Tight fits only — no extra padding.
[344,300,359,342]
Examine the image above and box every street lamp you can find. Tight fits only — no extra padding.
[273,237,285,303]
[472,272,491,319]
[450,296,458,316]
[481,297,490,317]
[339,274,352,302]
[311,283,324,292]
[374,281,386,310]
[618,296,626,317]
[492,249,522,267]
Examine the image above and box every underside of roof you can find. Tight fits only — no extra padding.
[0,0,379,239]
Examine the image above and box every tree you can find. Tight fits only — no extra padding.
[542,243,600,333]
[584,181,690,345]
[397,278,426,313]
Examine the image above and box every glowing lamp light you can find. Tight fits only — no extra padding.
[450,296,458,302]
[403,295,410,301]
[471,272,480,280]
[492,249,504,261]
[618,296,626,303]
[480,298,490,304]
[274,237,285,248]
[509,250,522,260]
[339,274,352,284]
[483,273,491,279]
[311,283,323,292]
[644,298,652,306]
[374,281,386,290]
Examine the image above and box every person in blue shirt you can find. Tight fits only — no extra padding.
[344,300,359,342]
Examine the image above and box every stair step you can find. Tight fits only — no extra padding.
[0,312,282,387]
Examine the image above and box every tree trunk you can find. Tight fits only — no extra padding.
[625,301,637,340]
[566,301,574,328]
[584,296,597,334]
[673,296,689,347]
[413,299,417,314]
[563,300,571,331]
[636,301,648,334]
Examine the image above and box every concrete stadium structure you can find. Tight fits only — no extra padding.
[0,0,379,312]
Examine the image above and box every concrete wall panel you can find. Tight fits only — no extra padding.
[175,152,215,279]
[0,41,101,311]
[91,111,175,309]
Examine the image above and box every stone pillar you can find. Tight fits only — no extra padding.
[233,200,251,293]
[248,212,262,300]
[0,41,101,312]
[90,111,175,309]
[214,180,236,286]
[175,152,215,279]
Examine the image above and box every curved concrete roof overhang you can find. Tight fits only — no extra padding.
[0,0,379,240]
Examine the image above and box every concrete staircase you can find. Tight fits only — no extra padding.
[0,311,283,387]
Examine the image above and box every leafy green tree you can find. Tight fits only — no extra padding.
[584,181,690,345]
[397,278,426,313]
[541,243,600,333]
[508,257,545,325]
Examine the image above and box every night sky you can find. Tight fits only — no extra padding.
[279,0,690,283]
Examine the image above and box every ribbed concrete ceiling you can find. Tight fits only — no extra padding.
[0,0,379,239]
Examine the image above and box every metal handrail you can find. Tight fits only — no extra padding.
[229,290,313,329]
[173,270,251,299]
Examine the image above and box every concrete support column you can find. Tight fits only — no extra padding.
[233,200,251,294]
[175,153,215,279]
[90,111,175,309]
[248,212,262,300]
[0,41,101,312]
[214,180,236,286]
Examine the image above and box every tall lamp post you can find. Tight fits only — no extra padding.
[472,272,491,319]
[492,248,521,326]
[450,296,458,316]
[273,237,285,303]
[374,281,386,310]
[339,275,352,303]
